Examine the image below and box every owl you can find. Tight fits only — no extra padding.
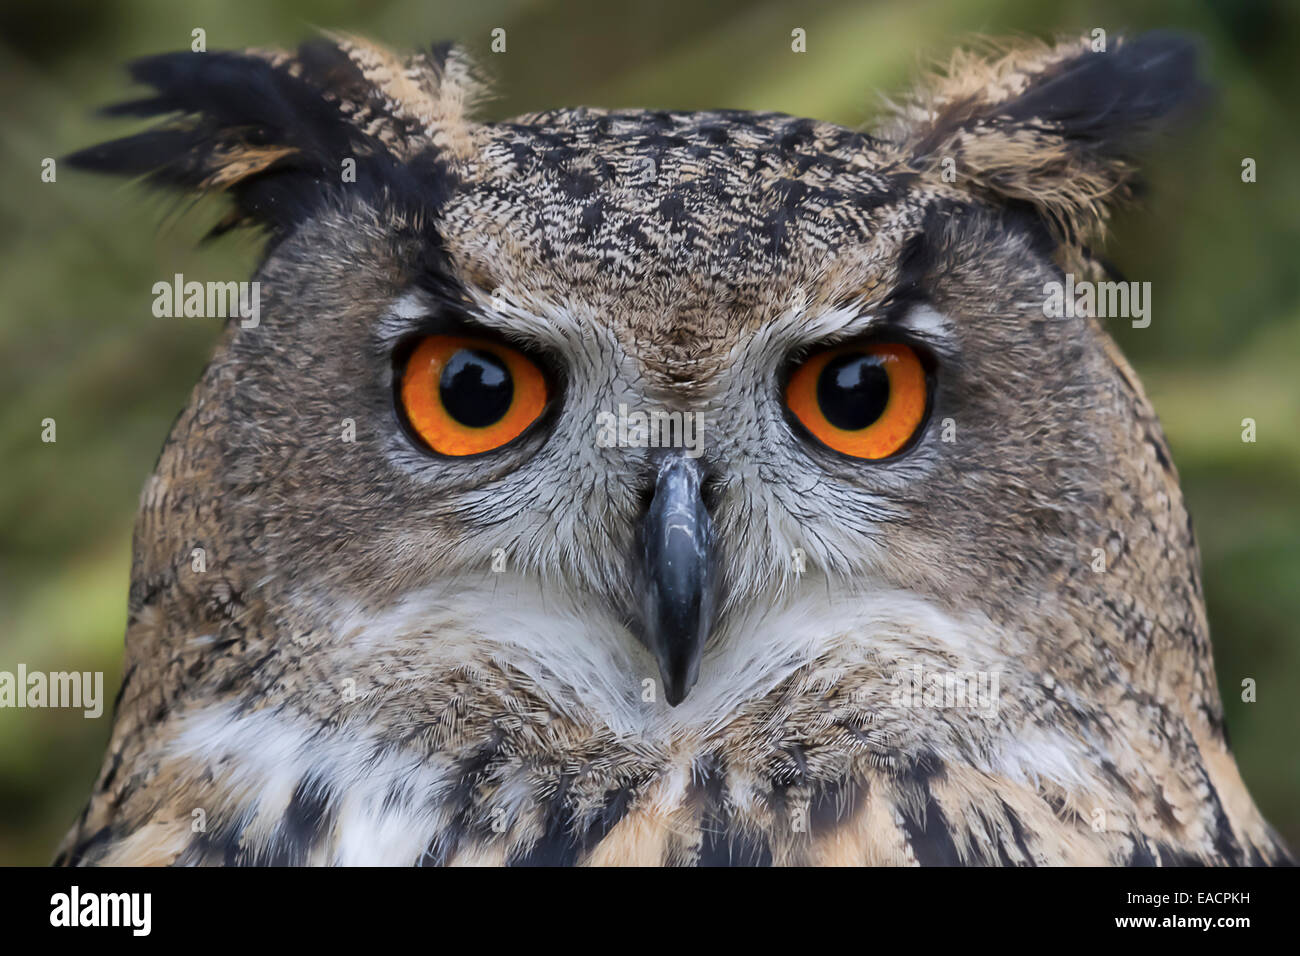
[57,31,1291,866]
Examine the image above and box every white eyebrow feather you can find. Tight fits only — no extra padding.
[390,290,429,321]
[375,287,591,354]
[897,303,953,341]
[753,300,955,366]
[373,289,438,346]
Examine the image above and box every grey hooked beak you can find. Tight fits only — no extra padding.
[634,454,718,707]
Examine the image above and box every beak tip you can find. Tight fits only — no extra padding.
[661,668,698,707]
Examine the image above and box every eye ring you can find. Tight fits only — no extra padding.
[398,334,548,456]
[785,342,930,460]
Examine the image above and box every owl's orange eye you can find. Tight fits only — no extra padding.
[399,335,548,456]
[785,342,929,459]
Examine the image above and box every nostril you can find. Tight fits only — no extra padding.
[635,479,656,515]
[700,472,725,512]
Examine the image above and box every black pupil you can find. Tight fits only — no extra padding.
[816,352,890,430]
[439,349,513,427]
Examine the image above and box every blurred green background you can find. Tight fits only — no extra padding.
[1,0,1296,865]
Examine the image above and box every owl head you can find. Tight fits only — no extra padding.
[71,32,1210,728]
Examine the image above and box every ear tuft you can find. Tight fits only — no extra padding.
[66,36,485,240]
[881,32,1208,257]
[315,33,488,160]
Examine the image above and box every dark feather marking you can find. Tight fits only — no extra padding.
[994,839,1016,866]
[59,825,114,867]
[418,730,506,866]
[259,775,336,866]
[296,38,376,110]
[508,776,577,867]
[583,786,635,853]
[99,748,125,792]
[509,782,637,866]
[577,198,606,238]
[899,790,962,866]
[999,800,1037,866]
[1127,839,1158,866]
[426,41,455,75]
[188,810,249,866]
[686,752,772,866]
[1152,788,1181,833]
[691,751,726,808]
[1205,783,1245,865]
[109,664,135,719]
[881,202,952,321]
[899,790,961,868]
[1156,843,1205,867]
[897,752,963,866]
[808,777,863,835]
[697,825,774,867]
[1100,760,1135,798]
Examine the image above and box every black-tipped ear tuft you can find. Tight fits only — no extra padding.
[1002,31,1207,147]
[881,32,1210,260]
[66,36,483,241]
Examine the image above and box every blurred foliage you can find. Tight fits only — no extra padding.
[1,0,1297,864]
